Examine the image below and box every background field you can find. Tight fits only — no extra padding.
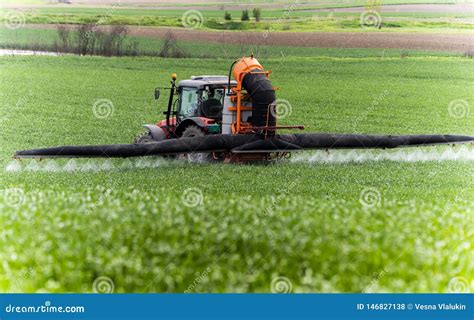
[0,54,473,292]
[2,27,470,58]
[1,4,473,32]
[1,0,473,58]
[1,0,473,33]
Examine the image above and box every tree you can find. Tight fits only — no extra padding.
[224,11,232,21]
[241,9,250,21]
[252,8,261,22]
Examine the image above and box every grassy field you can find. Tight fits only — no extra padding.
[0,53,472,293]
[0,0,464,8]
[1,2,473,32]
[3,12,472,32]
[0,27,467,58]
[5,7,473,19]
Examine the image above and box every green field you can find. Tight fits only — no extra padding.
[3,12,472,32]
[0,54,473,293]
[1,1,473,32]
[0,0,464,8]
[0,27,466,58]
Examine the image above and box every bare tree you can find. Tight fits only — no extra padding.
[159,31,189,58]
[54,25,71,53]
[76,24,96,55]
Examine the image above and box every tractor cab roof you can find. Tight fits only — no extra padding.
[178,76,237,89]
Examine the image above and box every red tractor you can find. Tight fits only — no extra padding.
[135,74,237,144]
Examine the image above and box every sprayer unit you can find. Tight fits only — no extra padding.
[13,56,474,162]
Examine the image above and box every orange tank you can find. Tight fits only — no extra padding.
[232,56,263,82]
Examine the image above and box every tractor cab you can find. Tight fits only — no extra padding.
[176,76,232,121]
[136,75,237,143]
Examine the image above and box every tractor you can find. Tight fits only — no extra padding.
[134,56,303,162]
[134,75,237,143]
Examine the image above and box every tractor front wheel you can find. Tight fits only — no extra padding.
[134,132,155,144]
[181,125,211,162]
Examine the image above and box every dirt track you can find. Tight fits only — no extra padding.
[314,3,474,13]
[31,24,474,52]
[132,28,474,52]
[6,2,474,13]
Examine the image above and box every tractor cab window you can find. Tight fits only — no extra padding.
[201,87,224,119]
[179,87,199,117]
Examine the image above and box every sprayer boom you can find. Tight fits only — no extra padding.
[14,133,474,159]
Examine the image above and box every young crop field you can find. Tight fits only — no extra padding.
[0,27,468,58]
[2,10,472,32]
[1,1,473,32]
[0,53,473,293]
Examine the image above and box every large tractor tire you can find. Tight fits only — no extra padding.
[134,125,167,144]
[134,129,173,158]
[134,132,155,144]
[182,125,205,138]
[181,125,211,162]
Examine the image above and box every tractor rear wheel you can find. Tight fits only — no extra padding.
[181,125,211,162]
[182,125,205,138]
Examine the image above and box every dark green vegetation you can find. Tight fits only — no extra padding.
[1,55,473,292]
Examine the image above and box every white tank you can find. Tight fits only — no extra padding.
[222,96,252,134]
